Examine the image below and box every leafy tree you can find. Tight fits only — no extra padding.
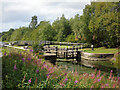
[10,27,29,41]
[29,16,37,29]
[39,21,55,41]
[1,28,14,41]
[88,2,120,47]
[52,14,72,41]
[66,33,75,42]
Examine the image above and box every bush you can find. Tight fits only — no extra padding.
[66,34,75,43]
[32,42,39,53]
[32,42,44,54]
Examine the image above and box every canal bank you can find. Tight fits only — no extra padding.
[44,51,118,76]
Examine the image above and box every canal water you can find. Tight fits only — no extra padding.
[55,59,118,76]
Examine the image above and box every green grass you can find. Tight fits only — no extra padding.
[50,45,118,54]
[80,47,118,54]
[50,45,73,48]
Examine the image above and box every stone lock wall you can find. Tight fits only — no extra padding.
[81,52,114,61]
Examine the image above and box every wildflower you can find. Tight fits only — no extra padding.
[60,83,64,87]
[63,78,68,83]
[75,71,78,76]
[23,74,26,80]
[91,73,95,79]
[22,58,25,62]
[94,68,97,73]
[43,62,45,65]
[14,64,17,70]
[46,74,50,79]
[30,49,33,52]
[97,78,101,82]
[101,85,104,88]
[93,78,98,83]
[91,85,94,88]
[36,69,39,73]
[112,84,116,88]
[109,70,113,79]
[28,78,31,83]
[19,53,22,56]
[49,70,54,74]
[27,57,31,61]
[46,74,49,77]
[74,80,78,84]
[118,77,120,80]
[9,54,11,57]
[105,84,109,86]
[79,77,83,81]
[4,52,6,56]
[48,67,52,71]
[64,73,67,76]
[118,77,120,84]
[111,70,113,73]
[97,70,101,77]
[39,59,41,62]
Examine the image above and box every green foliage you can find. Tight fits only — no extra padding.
[32,42,39,53]
[112,51,120,69]
[10,27,30,41]
[66,33,75,42]
[32,41,44,54]
[2,48,47,88]
[1,28,14,41]
[29,16,37,29]
[52,14,72,41]
[88,2,119,47]
[39,21,55,41]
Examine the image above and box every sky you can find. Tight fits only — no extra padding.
[0,0,119,32]
[0,0,91,32]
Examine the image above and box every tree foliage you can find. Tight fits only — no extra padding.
[29,16,37,29]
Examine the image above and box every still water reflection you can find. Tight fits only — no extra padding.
[56,59,117,76]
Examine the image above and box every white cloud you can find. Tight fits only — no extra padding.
[1,0,91,32]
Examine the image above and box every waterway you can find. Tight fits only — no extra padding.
[55,59,118,76]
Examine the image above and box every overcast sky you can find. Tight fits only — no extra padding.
[0,0,92,32]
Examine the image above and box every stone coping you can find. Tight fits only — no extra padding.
[81,51,114,61]
[81,51,114,55]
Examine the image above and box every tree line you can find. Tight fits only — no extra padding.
[1,2,120,48]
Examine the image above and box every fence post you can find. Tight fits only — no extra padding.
[65,48,68,59]
[55,46,58,57]
[72,46,74,58]
[64,51,66,58]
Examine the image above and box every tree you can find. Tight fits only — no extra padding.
[29,16,37,29]
[88,2,120,47]
[52,14,72,41]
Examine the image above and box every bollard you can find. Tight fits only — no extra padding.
[81,45,83,50]
[65,48,68,59]
[91,45,94,51]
